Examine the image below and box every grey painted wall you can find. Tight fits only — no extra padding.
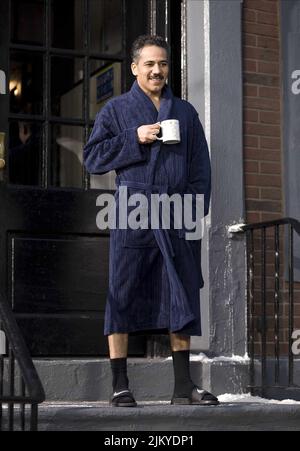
[187,0,210,351]
[209,0,246,357]
[187,0,246,356]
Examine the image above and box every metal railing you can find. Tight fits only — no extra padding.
[0,293,45,431]
[240,217,300,399]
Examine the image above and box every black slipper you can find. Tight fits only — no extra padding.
[171,387,219,406]
[110,389,137,407]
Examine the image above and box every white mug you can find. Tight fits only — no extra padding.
[157,119,180,144]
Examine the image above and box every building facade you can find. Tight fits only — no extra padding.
[0,0,299,399]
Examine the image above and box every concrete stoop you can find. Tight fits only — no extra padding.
[33,357,250,401]
[30,357,300,431]
[35,357,298,431]
[37,401,300,431]
[3,358,300,431]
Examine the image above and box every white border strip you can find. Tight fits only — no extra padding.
[204,0,211,154]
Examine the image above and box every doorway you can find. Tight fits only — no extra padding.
[0,0,182,356]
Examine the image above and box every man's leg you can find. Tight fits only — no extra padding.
[108,333,128,358]
[170,333,194,398]
[108,333,136,407]
[170,333,190,351]
[169,332,219,405]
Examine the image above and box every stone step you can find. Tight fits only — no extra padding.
[36,400,300,431]
[32,357,250,401]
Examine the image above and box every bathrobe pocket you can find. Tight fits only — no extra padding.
[121,186,159,248]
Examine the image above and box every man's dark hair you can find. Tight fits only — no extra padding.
[131,35,169,62]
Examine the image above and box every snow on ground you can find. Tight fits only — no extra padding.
[165,352,251,363]
[189,352,250,363]
[218,393,300,404]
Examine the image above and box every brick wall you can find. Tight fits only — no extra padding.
[243,0,300,361]
[242,0,283,224]
[242,0,299,358]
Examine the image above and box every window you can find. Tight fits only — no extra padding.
[8,0,125,189]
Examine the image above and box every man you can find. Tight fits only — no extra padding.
[84,35,218,407]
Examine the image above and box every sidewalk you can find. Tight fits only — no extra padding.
[37,394,300,431]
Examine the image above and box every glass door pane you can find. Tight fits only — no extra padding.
[89,0,123,55]
[51,124,84,188]
[89,59,122,120]
[8,120,43,186]
[11,0,45,46]
[51,0,84,50]
[10,51,43,115]
[51,56,84,119]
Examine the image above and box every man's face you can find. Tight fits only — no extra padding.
[131,45,169,96]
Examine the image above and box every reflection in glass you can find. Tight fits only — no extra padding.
[90,172,116,191]
[90,0,123,55]
[51,0,84,50]
[87,59,121,190]
[89,60,122,120]
[11,0,45,46]
[83,123,116,191]
[10,52,43,115]
[51,56,83,118]
[8,121,42,186]
[51,124,84,188]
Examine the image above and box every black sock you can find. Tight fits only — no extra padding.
[110,358,129,393]
[172,350,195,397]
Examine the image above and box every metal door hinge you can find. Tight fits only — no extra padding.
[0,330,6,355]
[0,70,6,95]
[0,132,5,169]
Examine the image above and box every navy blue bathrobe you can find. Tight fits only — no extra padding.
[84,81,211,336]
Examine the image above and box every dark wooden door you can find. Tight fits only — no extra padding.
[0,0,152,356]
[0,0,182,357]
